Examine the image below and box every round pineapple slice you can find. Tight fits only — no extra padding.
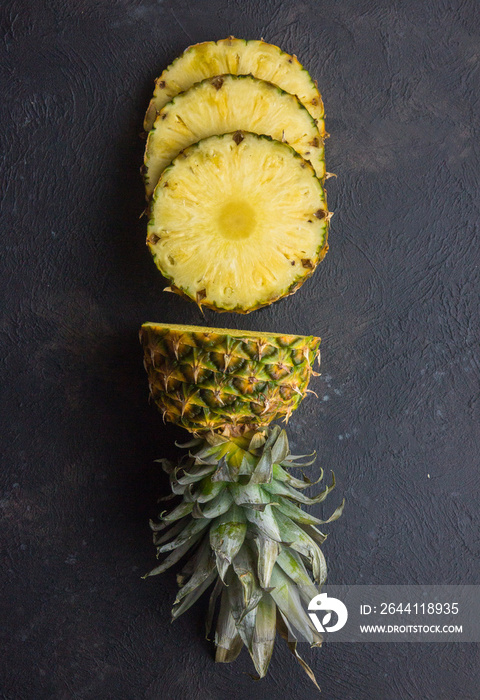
[143,74,325,198]
[144,37,325,133]
[147,131,329,314]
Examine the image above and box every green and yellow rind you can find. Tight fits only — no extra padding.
[140,323,321,433]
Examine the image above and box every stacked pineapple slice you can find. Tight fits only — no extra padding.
[143,37,326,131]
[143,37,331,314]
[148,132,328,313]
[141,40,340,688]
[144,74,326,196]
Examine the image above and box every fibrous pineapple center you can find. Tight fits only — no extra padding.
[217,200,256,240]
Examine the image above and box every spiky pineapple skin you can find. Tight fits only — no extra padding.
[140,323,321,434]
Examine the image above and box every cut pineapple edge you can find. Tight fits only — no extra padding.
[143,73,326,199]
[143,37,325,132]
[147,131,330,314]
[140,321,320,343]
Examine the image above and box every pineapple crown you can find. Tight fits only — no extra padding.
[144,425,344,687]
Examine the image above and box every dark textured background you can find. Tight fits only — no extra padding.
[1,0,479,698]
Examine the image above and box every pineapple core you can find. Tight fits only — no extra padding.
[218,201,256,240]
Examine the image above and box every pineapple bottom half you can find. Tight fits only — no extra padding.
[140,324,343,687]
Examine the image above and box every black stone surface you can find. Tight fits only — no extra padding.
[1,1,479,698]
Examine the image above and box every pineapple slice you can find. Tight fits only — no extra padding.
[144,37,325,132]
[143,74,325,198]
[147,131,329,314]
